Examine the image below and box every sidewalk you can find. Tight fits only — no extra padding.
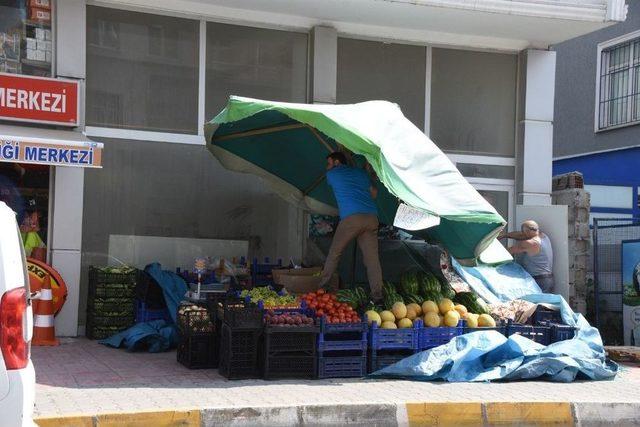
[33,338,640,426]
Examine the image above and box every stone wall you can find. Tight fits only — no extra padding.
[552,177,591,314]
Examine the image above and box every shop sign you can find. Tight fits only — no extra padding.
[0,73,79,126]
[0,137,102,168]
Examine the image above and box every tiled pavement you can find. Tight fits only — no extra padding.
[33,338,640,420]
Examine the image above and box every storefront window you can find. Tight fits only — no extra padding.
[337,38,426,130]
[430,48,517,157]
[0,0,53,77]
[205,22,308,120]
[0,162,50,259]
[86,6,199,134]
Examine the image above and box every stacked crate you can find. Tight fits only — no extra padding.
[417,319,465,351]
[177,302,217,369]
[317,318,368,379]
[217,298,263,379]
[86,267,137,340]
[368,322,419,373]
[263,318,319,380]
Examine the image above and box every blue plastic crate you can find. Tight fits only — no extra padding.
[368,350,416,373]
[548,323,577,343]
[463,325,508,336]
[532,307,562,325]
[417,320,464,351]
[318,318,368,353]
[251,257,282,286]
[318,355,367,379]
[369,321,419,351]
[506,322,551,345]
[135,300,171,323]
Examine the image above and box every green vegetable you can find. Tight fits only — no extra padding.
[453,292,487,314]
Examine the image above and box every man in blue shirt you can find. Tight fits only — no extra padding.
[318,152,383,301]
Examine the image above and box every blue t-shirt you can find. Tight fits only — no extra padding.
[326,165,378,220]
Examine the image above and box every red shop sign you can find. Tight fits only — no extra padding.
[0,73,79,127]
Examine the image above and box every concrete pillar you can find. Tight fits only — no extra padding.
[517,49,556,206]
[51,0,86,336]
[50,167,85,336]
[310,26,337,104]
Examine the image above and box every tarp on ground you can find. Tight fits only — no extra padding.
[369,274,618,382]
[204,96,506,263]
[100,263,187,352]
[451,258,542,304]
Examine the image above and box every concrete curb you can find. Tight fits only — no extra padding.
[34,401,640,426]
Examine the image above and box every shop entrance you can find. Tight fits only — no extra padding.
[0,162,51,261]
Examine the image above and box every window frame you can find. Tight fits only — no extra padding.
[84,3,310,145]
[595,29,640,133]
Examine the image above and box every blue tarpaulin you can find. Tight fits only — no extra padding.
[370,267,618,382]
[100,263,187,352]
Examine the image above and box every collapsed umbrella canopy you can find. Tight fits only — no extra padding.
[204,96,506,263]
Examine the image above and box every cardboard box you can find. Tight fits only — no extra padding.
[35,49,45,61]
[37,40,46,51]
[26,38,36,50]
[45,51,51,63]
[272,267,338,295]
[35,28,45,40]
[44,29,51,40]
[26,49,37,60]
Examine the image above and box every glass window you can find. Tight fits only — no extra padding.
[337,38,426,129]
[86,6,199,134]
[456,163,515,180]
[598,38,640,130]
[205,22,308,120]
[477,189,510,223]
[430,48,517,157]
[0,0,53,77]
[585,184,634,209]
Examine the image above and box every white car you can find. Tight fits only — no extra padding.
[0,202,35,426]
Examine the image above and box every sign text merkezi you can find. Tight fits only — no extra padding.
[0,73,78,126]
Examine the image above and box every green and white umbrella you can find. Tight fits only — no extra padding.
[205,96,506,263]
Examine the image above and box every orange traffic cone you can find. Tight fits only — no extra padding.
[32,273,59,346]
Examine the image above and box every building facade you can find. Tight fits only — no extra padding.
[0,0,626,336]
[554,0,640,222]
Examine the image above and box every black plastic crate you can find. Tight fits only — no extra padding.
[178,304,214,336]
[216,298,263,329]
[86,313,135,328]
[318,355,367,379]
[135,270,166,309]
[263,354,316,380]
[89,266,138,285]
[219,324,261,379]
[368,349,416,373]
[87,297,135,316]
[88,283,137,299]
[264,324,319,357]
[177,333,218,369]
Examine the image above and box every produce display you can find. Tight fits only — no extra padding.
[239,287,298,308]
[264,310,314,326]
[301,290,362,323]
[177,303,214,334]
[336,287,371,313]
[368,270,495,330]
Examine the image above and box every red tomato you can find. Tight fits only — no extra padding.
[316,309,324,317]
[317,289,325,295]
